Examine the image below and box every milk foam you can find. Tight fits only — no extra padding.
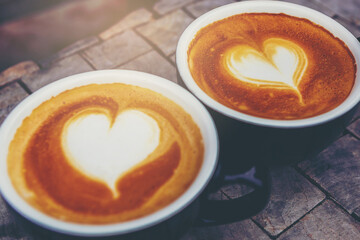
[224,38,307,97]
[62,109,160,198]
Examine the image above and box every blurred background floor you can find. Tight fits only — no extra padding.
[0,0,156,72]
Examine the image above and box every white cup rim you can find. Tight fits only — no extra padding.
[176,0,360,128]
[0,70,219,237]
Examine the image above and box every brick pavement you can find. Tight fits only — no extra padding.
[0,0,360,239]
[0,0,135,72]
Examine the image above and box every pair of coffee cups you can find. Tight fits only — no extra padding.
[1,1,360,238]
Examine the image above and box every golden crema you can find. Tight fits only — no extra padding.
[8,83,204,224]
[188,13,356,120]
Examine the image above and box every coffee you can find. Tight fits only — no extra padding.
[188,13,356,120]
[7,83,204,224]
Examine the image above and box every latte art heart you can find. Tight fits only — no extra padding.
[62,109,160,198]
[223,38,308,101]
[8,83,204,224]
[188,13,356,120]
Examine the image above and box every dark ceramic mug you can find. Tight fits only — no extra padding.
[176,1,360,169]
[0,70,269,239]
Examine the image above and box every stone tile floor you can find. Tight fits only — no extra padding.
[0,0,157,72]
[1,0,360,239]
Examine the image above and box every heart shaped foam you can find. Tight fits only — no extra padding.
[224,38,308,99]
[62,109,160,198]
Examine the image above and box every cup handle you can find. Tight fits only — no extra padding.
[196,163,270,225]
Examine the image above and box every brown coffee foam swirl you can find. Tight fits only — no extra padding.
[7,83,204,224]
[188,13,356,119]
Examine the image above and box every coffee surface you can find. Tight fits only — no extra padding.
[188,13,356,119]
[8,83,204,224]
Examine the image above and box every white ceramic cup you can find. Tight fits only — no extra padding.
[176,0,360,129]
[0,70,218,237]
